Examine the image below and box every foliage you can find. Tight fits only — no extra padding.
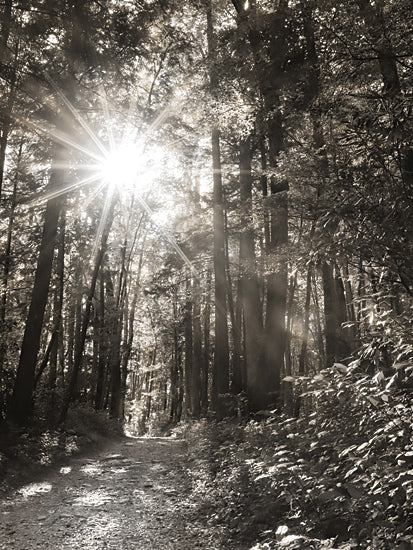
[0,404,122,495]
[182,357,412,549]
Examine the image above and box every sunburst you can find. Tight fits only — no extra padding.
[18,77,195,272]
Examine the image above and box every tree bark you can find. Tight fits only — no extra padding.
[0,140,22,397]
[59,195,116,424]
[184,277,193,415]
[298,264,313,374]
[239,139,263,409]
[355,0,401,97]
[191,276,202,418]
[9,142,67,425]
[47,211,66,414]
[207,0,229,412]
[201,269,211,412]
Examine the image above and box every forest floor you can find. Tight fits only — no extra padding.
[0,434,224,550]
[0,410,411,550]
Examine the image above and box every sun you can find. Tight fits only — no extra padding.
[99,142,164,195]
[100,144,143,190]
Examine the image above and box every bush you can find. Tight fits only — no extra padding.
[65,405,124,440]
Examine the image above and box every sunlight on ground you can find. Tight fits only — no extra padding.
[73,489,113,507]
[80,463,103,476]
[18,482,52,499]
[59,466,72,475]
[110,467,128,474]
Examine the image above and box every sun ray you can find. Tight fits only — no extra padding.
[45,73,108,157]
[91,188,116,260]
[98,84,115,154]
[14,114,104,163]
[134,193,196,275]
[27,173,102,207]
[82,181,108,212]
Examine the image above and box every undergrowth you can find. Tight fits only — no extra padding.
[0,405,123,495]
[179,361,412,550]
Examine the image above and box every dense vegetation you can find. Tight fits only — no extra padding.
[0,0,412,547]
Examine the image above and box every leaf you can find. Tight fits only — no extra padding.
[254,473,271,482]
[276,525,289,540]
[385,374,398,390]
[356,442,369,453]
[367,396,380,407]
[318,489,342,502]
[282,376,296,383]
[333,362,348,374]
[343,482,364,499]
[373,371,385,384]
[394,361,411,370]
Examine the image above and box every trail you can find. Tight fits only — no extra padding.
[0,436,217,550]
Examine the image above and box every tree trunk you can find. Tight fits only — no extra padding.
[47,211,66,414]
[207,0,229,413]
[59,195,116,424]
[333,264,352,360]
[239,138,263,410]
[226,233,242,395]
[94,270,106,409]
[355,0,401,97]
[0,139,22,398]
[8,142,67,425]
[184,277,193,415]
[322,261,339,367]
[191,276,202,418]
[260,2,289,412]
[298,264,313,374]
[201,269,211,412]
[0,39,18,201]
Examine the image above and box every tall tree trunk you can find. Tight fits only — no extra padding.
[260,137,271,250]
[120,233,146,419]
[184,277,193,415]
[207,0,229,414]
[284,269,298,378]
[261,2,289,412]
[9,142,67,425]
[226,233,242,395]
[59,195,116,424]
[355,0,401,97]
[108,314,122,419]
[0,37,18,202]
[170,295,180,422]
[191,276,202,418]
[298,264,313,374]
[239,138,263,409]
[201,269,211,412]
[322,261,339,367]
[342,260,359,348]
[0,140,22,400]
[312,270,325,370]
[47,211,66,414]
[94,270,106,410]
[333,263,352,360]
[109,232,129,420]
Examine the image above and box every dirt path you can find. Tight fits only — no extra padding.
[0,436,218,550]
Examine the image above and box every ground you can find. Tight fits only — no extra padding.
[0,435,222,550]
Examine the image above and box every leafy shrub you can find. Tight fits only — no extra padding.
[65,405,123,439]
[182,355,413,549]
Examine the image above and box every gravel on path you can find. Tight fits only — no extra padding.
[0,436,219,550]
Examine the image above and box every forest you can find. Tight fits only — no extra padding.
[0,0,412,549]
